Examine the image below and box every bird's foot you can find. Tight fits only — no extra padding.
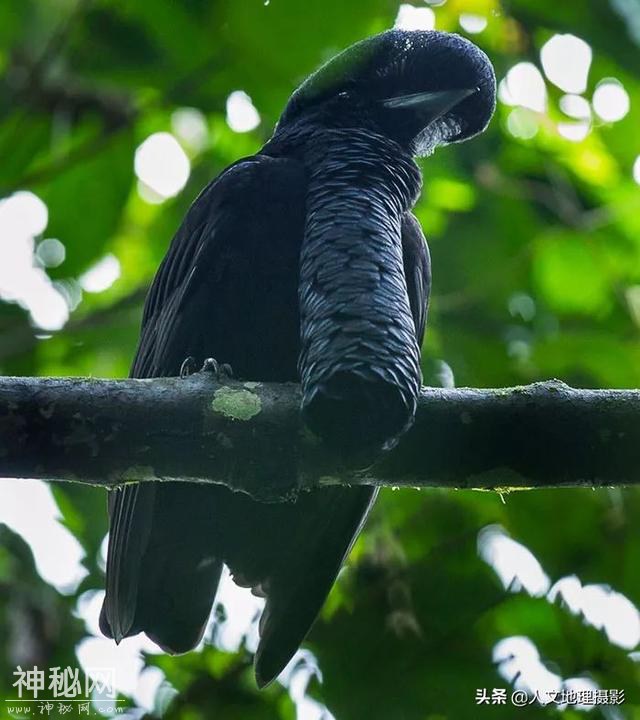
[180,356,198,378]
[180,356,234,380]
[201,357,234,381]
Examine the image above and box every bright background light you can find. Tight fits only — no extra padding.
[499,62,547,113]
[171,107,209,152]
[557,120,590,142]
[225,91,261,133]
[480,525,640,700]
[549,576,640,649]
[394,4,436,30]
[0,479,87,592]
[0,191,70,330]
[36,237,66,268]
[560,94,591,119]
[75,589,166,710]
[480,525,640,649]
[79,254,121,294]
[493,636,562,703]
[592,79,630,122]
[540,34,592,94]
[459,13,487,34]
[506,107,538,140]
[134,132,191,199]
[478,525,550,596]
[1,190,48,236]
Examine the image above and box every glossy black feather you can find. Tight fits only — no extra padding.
[102,155,308,653]
[297,129,423,450]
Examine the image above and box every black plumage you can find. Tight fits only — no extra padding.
[100,29,495,687]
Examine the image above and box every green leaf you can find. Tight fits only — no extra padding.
[533,231,611,316]
[40,126,135,277]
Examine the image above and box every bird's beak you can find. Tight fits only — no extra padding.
[381,87,478,124]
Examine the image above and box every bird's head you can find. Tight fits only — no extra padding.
[277,29,496,156]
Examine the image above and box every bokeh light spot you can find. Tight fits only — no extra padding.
[499,63,547,113]
[540,34,592,93]
[36,237,66,268]
[0,191,69,330]
[171,107,209,152]
[592,78,630,122]
[134,132,190,199]
[395,4,436,30]
[0,190,48,236]
[557,120,590,142]
[225,91,261,133]
[459,13,487,33]
[79,254,121,294]
[506,107,539,140]
[559,94,591,119]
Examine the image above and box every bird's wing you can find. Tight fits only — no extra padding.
[132,156,265,378]
[402,212,431,346]
[101,154,307,652]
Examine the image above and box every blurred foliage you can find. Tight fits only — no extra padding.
[1,0,640,718]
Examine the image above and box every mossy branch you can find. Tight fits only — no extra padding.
[0,375,638,500]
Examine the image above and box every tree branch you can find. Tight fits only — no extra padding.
[0,376,637,500]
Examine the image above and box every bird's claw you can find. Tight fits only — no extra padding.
[180,357,234,380]
[219,363,234,379]
[201,357,219,375]
[180,356,198,378]
[201,358,234,380]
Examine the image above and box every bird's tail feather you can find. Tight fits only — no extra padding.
[101,481,376,678]
[253,485,377,687]
[100,483,155,642]
[100,483,223,654]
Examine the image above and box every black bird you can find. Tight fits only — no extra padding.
[100,29,495,687]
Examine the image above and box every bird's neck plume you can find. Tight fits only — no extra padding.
[297,130,423,452]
